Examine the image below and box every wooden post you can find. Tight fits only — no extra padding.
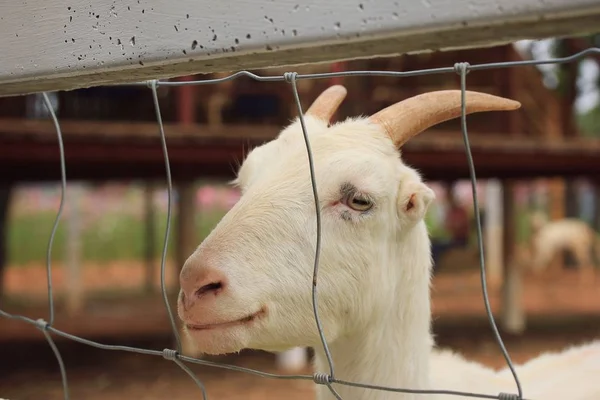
[497,45,524,327]
[178,76,196,126]
[484,179,503,289]
[176,75,199,355]
[548,178,565,221]
[176,181,199,357]
[504,45,523,136]
[594,181,600,232]
[563,179,579,267]
[545,94,563,139]
[0,185,12,301]
[144,182,156,293]
[500,180,525,334]
[65,183,84,316]
[175,182,197,275]
[175,74,197,283]
[544,178,566,271]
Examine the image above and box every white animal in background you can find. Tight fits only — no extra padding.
[528,211,600,281]
[276,346,309,372]
[177,86,600,399]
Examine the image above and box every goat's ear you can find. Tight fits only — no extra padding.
[398,180,435,223]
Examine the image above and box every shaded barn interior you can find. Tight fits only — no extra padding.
[0,41,599,183]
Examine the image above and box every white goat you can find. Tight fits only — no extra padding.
[177,86,600,400]
[528,211,600,282]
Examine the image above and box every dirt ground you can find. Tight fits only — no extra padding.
[1,262,600,400]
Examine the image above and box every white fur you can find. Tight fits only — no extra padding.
[177,115,600,399]
[430,342,600,399]
[528,211,600,281]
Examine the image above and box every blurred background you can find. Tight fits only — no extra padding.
[1,37,600,399]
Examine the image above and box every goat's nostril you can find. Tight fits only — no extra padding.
[195,281,223,298]
[181,267,226,303]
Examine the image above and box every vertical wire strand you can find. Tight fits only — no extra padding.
[456,63,523,399]
[42,328,70,400]
[326,382,344,400]
[41,92,67,327]
[173,359,208,400]
[286,73,336,380]
[149,80,182,353]
[40,92,70,400]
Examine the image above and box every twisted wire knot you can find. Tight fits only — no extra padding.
[34,318,49,331]
[162,348,178,361]
[284,72,298,83]
[146,79,159,89]
[498,393,520,400]
[454,62,471,75]
[313,373,332,385]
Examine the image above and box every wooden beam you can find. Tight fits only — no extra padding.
[4,118,600,154]
[5,134,600,183]
[1,0,600,96]
[0,118,280,141]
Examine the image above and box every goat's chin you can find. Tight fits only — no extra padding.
[183,325,250,355]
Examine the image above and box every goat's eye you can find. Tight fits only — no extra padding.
[343,192,373,212]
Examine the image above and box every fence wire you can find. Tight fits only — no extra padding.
[2,46,600,400]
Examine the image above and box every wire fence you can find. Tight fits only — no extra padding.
[2,46,600,400]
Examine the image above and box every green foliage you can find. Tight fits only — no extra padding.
[425,208,450,241]
[7,208,536,269]
[7,209,227,266]
[515,207,533,244]
[577,104,600,137]
[8,212,67,265]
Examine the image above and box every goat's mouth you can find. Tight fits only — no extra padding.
[185,307,266,332]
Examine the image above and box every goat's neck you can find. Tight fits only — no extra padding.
[314,224,433,400]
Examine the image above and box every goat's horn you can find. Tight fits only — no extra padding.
[305,85,347,122]
[368,90,521,147]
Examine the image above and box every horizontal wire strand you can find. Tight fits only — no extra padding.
[113,47,600,88]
